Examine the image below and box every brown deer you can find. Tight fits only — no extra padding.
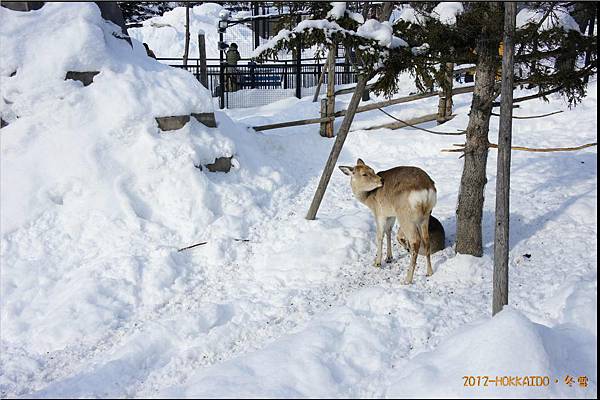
[339,159,437,284]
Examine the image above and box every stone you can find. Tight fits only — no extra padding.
[156,113,218,131]
[192,112,217,128]
[1,118,8,129]
[155,115,190,131]
[65,71,100,87]
[205,156,233,173]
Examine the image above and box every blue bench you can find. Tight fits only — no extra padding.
[241,74,282,89]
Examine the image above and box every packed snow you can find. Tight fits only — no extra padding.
[1,2,597,399]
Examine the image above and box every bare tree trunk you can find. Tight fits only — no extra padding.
[183,2,191,68]
[455,3,502,256]
[493,1,516,316]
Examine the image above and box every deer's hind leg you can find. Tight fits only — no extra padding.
[384,217,395,263]
[418,216,433,277]
[397,220,420,285]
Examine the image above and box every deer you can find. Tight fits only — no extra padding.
[339,159,437,284]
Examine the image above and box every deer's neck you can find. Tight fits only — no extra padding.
[352,186,378,206]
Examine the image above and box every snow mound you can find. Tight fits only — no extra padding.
[0,2,280,357]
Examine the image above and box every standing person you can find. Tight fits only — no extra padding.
[225,42,241,91]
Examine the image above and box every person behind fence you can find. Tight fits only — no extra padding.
[225,42,241,91]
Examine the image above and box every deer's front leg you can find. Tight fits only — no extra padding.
[374,216,386,267]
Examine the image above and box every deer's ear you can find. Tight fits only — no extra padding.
[356,158,365,166]
[339,166,354,176]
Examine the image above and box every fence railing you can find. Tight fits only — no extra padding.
[158,58,358,109]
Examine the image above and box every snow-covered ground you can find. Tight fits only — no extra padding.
[1,2,597,399]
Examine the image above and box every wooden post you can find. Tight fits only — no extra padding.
[306,74,368,220]
[313,59,327,103]
[198,33,208,89]
[319,98,328,136]
[492,1,516,316]
[325,44,336,138]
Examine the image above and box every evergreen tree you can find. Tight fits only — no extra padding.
[385,1,596,256]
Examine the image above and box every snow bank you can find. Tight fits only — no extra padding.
[129,3,255,59]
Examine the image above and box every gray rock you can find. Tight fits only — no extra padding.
[65,71,100,87]
[205,156,233,173]
[156,113,218,131]
[192,112,217,128]
[155,115,190,131]
[1,118,8,129]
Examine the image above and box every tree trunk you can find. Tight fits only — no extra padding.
[455,3,502,256]
[183,3,191,68]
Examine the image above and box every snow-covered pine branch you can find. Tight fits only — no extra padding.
[252,2,410,84]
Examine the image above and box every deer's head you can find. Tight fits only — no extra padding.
[339,158,383,193]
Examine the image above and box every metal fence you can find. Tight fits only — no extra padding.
[159,58,358,109]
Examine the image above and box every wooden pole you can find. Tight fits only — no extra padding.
[319,98,328,136]
[492,1,516,317]
[306,74,368,220]
[198,33,208,89]
[325,44,336,138]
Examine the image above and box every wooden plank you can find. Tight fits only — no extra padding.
[252,85,478,132]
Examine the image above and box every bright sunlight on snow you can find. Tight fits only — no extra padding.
[0,2,597,399]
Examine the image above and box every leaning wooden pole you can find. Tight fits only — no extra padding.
[492,1,516,316]
[306,74,368,220]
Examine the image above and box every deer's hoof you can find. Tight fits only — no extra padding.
[385,256,393,263]
[373,261,382,268]
[403,278,413,285]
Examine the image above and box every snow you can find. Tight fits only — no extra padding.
[517,7,582,33]
[128,3,255,59]
[1,2,598,399]
[356,20,408,48]
[431,2,464,26]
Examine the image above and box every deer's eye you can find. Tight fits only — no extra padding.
[362,174,367,177]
